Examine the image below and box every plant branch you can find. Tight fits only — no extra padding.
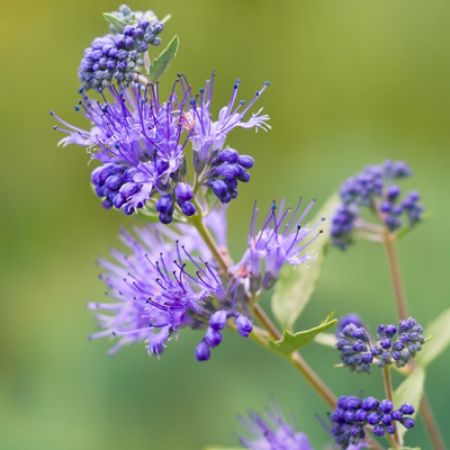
[382,231,446,450]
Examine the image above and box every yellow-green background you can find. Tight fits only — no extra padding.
[1,1,449,449]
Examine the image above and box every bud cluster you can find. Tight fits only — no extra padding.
[196,310,253,361]
[331,395,415,449]
[79,20,163,91]
[336,316,425,372]
[331,160,424,249]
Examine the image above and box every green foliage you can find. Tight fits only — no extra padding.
[416,307,450,367]
[103,12,127,31]
[271,194,340,330]
[149,35,180,81]
[394,367,426,440]
[269,313,337,356]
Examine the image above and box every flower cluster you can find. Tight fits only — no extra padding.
[53,74,269,222]
[331,160,425,249]
[331,396,415,449]
[235,198,323,294]
[79,19,163,91]
[336,317,425,372]
[373,318,425,368]
[87,212,255,358]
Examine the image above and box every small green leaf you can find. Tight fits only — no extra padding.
[314,332,337,348]
[416,307,450,367]
[394,366,426,440]
[269,313,337,355]
[103,12,127,31]
[271,194,340,330]
[149,35,180,81]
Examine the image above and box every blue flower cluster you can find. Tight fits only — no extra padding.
[105,4,161,34]
[373,318,425,368]
[79,19,163,91]
[206,148,254,204]
[331,160,424,249]
[331,396,415,449]
[195,310,253,361]
[336,317,425,372]
[53,74,269,222]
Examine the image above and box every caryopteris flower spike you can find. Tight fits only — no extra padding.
[336,316,425,372]
[234,198,324,295]
[330,160,425,249]
[330,395,415,449]
[52,74,270,222]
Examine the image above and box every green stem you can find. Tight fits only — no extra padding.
[191,210,385,449]
[382,231,446,450]
[382,366,401,448]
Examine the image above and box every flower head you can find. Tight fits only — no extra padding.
[331,160,425,249]
[331,395,415,449]
[52,74,269,222]
[89,213,252,360]
[235,198,323,294]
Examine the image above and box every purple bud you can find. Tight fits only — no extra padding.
[205,328,223,348]
[379,400,393,413]
[180,201,196,216]
[195,341,211,361]
[238,155,254,169]
[218,148,239,163]
[156,195,174,214]
[236,315,253,337]
[210,311,228,330]
[400,404,415,415]
[402,418,415,429]
[174,182,194,202]
[373,424,385,436]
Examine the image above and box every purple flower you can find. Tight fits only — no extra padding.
[239,408,313,450]
[89,213,253,360]
[234,198,323,294]
[88,223,224,356]
[52,74,270,221]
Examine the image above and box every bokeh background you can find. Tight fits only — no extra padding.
[1,0,450,449]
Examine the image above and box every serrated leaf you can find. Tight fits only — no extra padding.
[271,194,340,330]
[103,12,127,31]
[394,366,426,440]
[416,307,450,367]
[269,313,337,355]
[149,35,179,81]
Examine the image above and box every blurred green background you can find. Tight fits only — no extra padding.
[1,0,450,449]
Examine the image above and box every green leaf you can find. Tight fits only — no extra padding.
[149,35,180,81]
[416,307,450,367]
[314,332,337,348]
[394,366,426,440]
[103,12,127,31]
[269,313,337,356]
[271,194,340,330]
